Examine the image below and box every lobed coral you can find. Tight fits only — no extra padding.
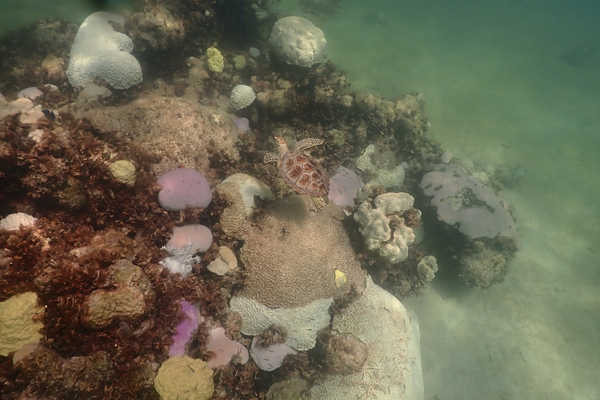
[66,12,142,89]
[354,192,419,265]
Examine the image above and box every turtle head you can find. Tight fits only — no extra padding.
[274,136,289,155]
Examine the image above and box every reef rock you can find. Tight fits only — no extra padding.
[83,259,154,329]
[66,93,240,181]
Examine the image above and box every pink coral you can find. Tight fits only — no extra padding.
[169,301,202,356]
[157,168,212,211]
[206,327,249,369]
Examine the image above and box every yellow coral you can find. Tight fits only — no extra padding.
[154,356,214,400]
[334,269,347,288]
[0,292,44,357]
[206,47,224,73]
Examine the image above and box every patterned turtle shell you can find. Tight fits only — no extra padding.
[264,136,329,197]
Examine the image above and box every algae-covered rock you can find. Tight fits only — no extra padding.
[83,259,154,329]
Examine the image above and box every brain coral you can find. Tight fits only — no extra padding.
[310,276,423,400]
[230,85,256,110]
[269,16,327,67]
[237,195,365,309]
[66,11,142,89]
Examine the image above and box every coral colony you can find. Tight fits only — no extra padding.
[0,3,520,400]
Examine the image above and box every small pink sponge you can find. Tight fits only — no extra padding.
[157,168,212,211]
[166,224,213,253]
[206,327,249,369]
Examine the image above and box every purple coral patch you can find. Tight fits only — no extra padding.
[157,168,212,211]
[328,166,364,206]
[419,164,519,241]
[169,301,202,356]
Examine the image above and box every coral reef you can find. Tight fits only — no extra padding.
[0,0,518,396]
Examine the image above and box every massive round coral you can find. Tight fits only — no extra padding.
[236,195,365,309]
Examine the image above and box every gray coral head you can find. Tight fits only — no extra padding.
[269,16,327,68]
[419,164,519,241]
[67,11,143,90]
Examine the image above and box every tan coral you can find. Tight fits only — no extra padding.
[237,195,365,309]
[83,259,154,329]
[214,173,273,237]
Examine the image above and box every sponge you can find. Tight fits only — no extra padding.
[157,168,212,211]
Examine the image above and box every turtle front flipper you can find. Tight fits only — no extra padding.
[264,152,280,164]
[294,138,323,152]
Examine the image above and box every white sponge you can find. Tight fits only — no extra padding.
[67,12,142,90]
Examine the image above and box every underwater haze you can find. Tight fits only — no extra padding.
[1,0,599,398]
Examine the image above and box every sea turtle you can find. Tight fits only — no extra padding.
[264,136,330,210]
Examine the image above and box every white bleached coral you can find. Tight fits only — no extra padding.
[354,193,418,264]
[269,16,327,67]
[0,213,37,231]
[230,296,333,351]
[356,144,405,189]
[310,276,423,400]
[67,11,142,89]
[230,85,256,110]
